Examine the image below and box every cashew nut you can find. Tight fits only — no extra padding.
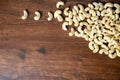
[47,11,53,21]
[34,11,41,21]
[56,1,65,8]
[21,10,28,20]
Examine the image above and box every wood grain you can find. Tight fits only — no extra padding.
[0,0,120,80]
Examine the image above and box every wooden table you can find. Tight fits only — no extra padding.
[0,0,120,80]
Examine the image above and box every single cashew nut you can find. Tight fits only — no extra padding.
[62,22,68,31]
[47,11,53,21]
[21,10,28,20]
[108,53,117,59]
[34,11,41,21]
[64,7,69,16]
[104,3,113,9]
[93,43,99,53]
[56,1,65,8]
[99,49,108,55]
[114,3,120,14]
[88,41,95,50]
[73,5,79,13]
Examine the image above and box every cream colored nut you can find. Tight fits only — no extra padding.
[56,1,65,8]
[54,10,62,18]
[99,49,108,55]
[77,26,84,36]
[93,43,99,53]
[34,11,41,21]
[68,11,73,18]
[115,14,119,20]
[64,7,69,16]
[57,15,63,22]
[21,10,28,20]
[78,4,84,13]
[62,22,68,31]
[73,5,79,13]
[99,2,104,11]
[72,8,77,16]
[114,3,120,13]
[78,13,85,20]
[47,11,53,21]
[104,3,113,9]
[93,2,99,10]
[80,22,90,30]
[108,53,117,59]
[88,41,95,50]
[88,3,94,9]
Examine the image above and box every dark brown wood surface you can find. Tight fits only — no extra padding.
[0,0,120,80]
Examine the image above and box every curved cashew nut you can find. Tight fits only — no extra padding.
[72,8,77,16]
[34,11,41,21]
[64,7,69,16]
[93,2,99,10]
[99,2,104,11]
[78,4,84,13]
[93,43,99,53]
[88,41,95,50]
[21,10,28,20]
[114,3,120,14]
[73,5,79,13]
[108,53,117,59]
[47,12,53,21]
[99,49,108,55]
[88,3,94,9]
[56,1,65,8]
[62,22,68,31]
[104,3,113,9]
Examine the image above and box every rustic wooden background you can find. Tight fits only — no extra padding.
[0,0,120,80]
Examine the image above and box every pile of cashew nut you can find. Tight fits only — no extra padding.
[21,1,120,59]
[53,1,120,59]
